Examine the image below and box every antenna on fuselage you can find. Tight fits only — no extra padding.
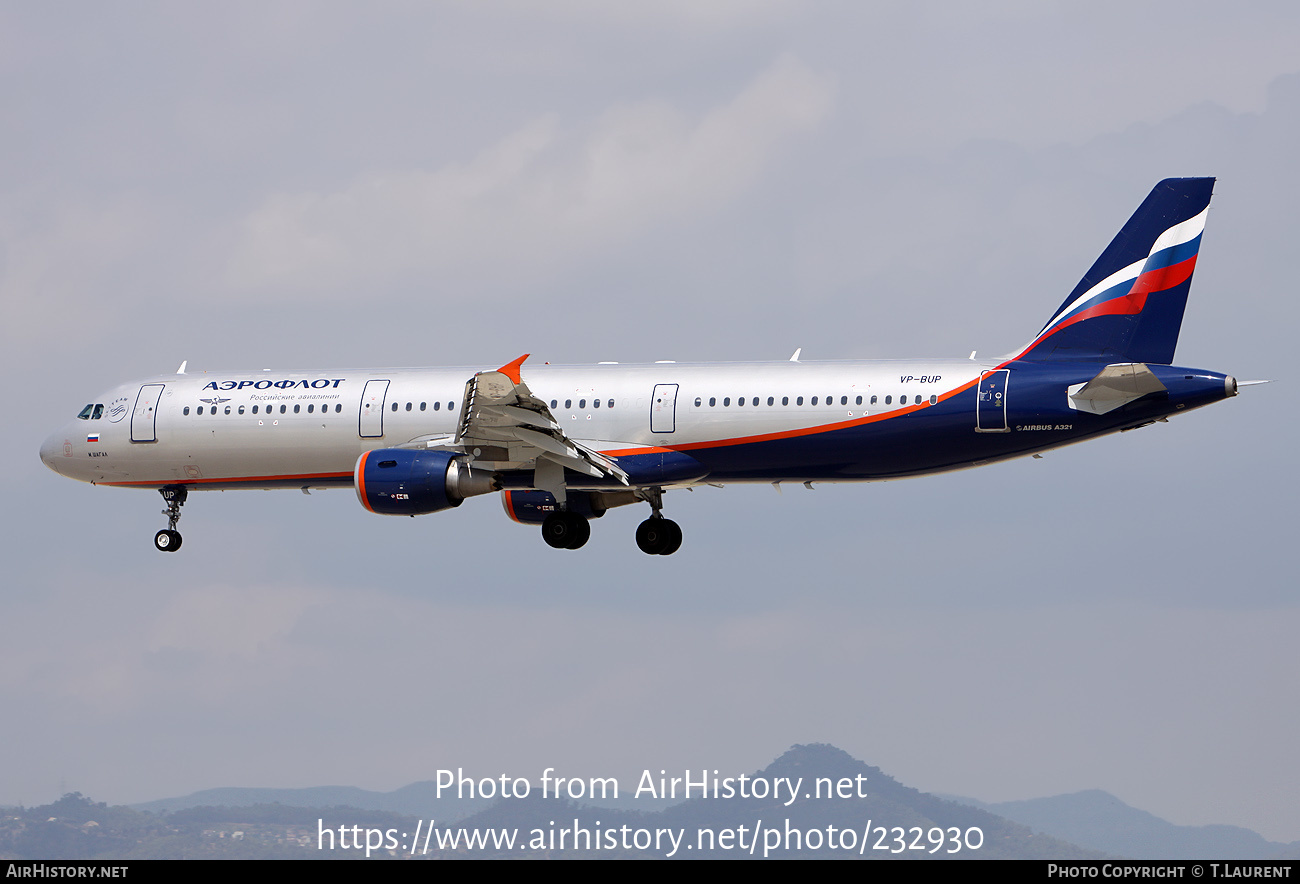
[176,361,187,374]
[789,348,801,362]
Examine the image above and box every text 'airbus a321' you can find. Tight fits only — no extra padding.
[41,178,1249,555]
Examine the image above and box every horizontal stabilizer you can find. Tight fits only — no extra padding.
[1067,363,1167,415]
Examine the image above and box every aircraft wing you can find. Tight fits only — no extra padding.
[450,355,630,484]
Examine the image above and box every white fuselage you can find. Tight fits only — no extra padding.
[42,359,987,489]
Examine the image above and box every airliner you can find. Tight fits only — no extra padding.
[40,178,1245,555]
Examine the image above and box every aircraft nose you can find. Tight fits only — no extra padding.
[39,433,64,476]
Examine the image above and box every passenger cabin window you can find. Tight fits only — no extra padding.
[183,406,190,415]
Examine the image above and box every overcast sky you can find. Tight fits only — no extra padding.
[2,2,1297,844]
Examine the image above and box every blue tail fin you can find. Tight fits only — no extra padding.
[1016,178,1214,364]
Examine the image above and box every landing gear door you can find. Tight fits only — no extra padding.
[650,384,679,434]
[975,370,1010,433]
[359,379,390,438]
[130,384,165,442]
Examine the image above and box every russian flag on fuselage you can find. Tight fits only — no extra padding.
[1018,178,1214,365]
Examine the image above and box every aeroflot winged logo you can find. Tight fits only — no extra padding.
[201,378,347,391]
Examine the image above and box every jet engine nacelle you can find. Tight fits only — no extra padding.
[355,449,494,516]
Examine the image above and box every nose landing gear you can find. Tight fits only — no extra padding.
[154,485,187,552]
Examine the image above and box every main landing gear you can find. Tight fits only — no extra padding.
[635,487,682,556]
[154,485,187,553]
[541,510,590,550]
[535,486,684,555]
[636,516,682,556]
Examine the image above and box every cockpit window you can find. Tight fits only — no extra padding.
[77,404,94,420]
[92,404,104,420]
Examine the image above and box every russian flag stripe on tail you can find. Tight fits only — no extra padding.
[1017,178,1214,365]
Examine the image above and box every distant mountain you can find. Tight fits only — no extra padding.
[947,789,1300,859]
[132,782,490,821]
[74,743,1294,860]
[439,743,1100,859]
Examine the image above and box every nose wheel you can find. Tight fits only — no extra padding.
[541,511,591,549]
[154,485,187,553]
[154,529,182,552]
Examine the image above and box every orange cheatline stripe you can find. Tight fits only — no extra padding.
[102,470,354,488]
[600,379,983,457]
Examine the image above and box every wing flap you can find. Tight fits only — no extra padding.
[453,355,630,485]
